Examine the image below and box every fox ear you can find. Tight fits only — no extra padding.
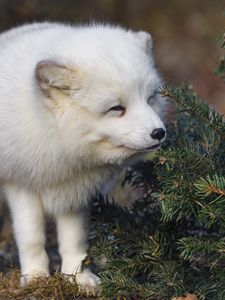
[136,31,153,53]
[35,60,77,96]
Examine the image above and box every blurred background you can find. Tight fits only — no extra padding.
[0,0,224,113]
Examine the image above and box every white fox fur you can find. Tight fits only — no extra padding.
[0,22,166,291]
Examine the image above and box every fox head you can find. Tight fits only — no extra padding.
[35,25,166,166]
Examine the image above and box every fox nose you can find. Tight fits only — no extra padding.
[151,128,166,141]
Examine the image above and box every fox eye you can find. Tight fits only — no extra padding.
[107,105,126,116]
[109,105,125,112]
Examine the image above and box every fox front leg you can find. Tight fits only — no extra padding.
[5,184,49,285]
[56,209,100,293]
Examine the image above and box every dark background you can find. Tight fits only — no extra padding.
[0,0,224,113]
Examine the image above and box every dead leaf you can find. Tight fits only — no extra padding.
[171,293,198,300]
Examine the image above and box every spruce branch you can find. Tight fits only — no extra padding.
[194,175,225,197]
[160,85,225,139]
[178,237,225,264]
[214,34,225,81]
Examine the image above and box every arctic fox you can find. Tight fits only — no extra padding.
[0,22,166,291]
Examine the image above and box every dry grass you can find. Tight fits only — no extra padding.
[0,270,98,300]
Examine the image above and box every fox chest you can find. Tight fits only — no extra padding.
[40,168,110,215]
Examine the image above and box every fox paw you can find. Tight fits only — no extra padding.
[20,270,49,287]
[75,269,101,295]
